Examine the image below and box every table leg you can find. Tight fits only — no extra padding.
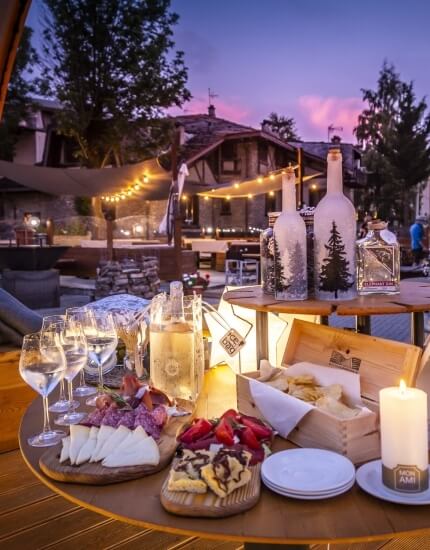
[255,310,269,364]
[244,544,309,549]
[411,311,425,347]
[356,315,371,334]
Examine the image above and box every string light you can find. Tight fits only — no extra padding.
[204,196,209,201]
[269,191,275,197]
[143,175,149,183]
[234,183,240,189]
[257,176,263,183]
[269,174,275,180]
[226,195,231,200]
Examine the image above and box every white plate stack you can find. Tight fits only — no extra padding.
[261,448,356,500]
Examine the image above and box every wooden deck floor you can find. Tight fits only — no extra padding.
[1,450,430,550]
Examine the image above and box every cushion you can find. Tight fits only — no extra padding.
[0,289,42,345]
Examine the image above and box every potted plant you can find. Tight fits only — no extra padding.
[182,272,210,296]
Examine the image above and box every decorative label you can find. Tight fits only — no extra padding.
[219,329,246,357]
[382,464,429,493]
[329,350,361,372]
[318,220,354,299]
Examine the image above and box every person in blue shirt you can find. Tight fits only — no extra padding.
[410,216,427,266]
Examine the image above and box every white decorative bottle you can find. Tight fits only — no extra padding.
[314,148,357,300]
[273,167,307,301]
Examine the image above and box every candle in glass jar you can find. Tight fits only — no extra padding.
[380,380,428,493]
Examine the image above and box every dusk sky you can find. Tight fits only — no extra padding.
[28,0,430,142]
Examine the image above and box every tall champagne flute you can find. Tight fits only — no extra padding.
[80,310,118,406]
[42,315,70,413]
[20,333,66,447]
[53,320,89,425]
[65,307,97,397]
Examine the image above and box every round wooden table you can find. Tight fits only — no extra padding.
[19,366,430,549]
[224,280,430,362]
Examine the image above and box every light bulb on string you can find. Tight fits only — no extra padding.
[234,183,239,189]
[269,173,275,180]
[143,175,149,183]
[257,176,263,184]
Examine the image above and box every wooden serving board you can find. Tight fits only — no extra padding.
[160,463,261,518]
[39,412,191,486]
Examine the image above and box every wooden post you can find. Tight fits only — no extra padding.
[297,147,304,208]
[102,204,116,262]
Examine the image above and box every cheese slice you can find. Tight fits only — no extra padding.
[90,425,116,462]
[102,436,160,468]
[76,427,99,465]
[95,425,131,461]
[108,425,148,457]
[59,436,70,464]
[69,425,90,465]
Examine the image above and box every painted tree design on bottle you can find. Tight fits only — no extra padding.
[319,220,353,299]
[286,241,307,298]
[273,237,287,293]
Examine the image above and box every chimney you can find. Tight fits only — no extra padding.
[331,135,342,144]
[261,119,271,134]
[208,104,216,117]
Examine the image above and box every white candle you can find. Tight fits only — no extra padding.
[380,380,428,492]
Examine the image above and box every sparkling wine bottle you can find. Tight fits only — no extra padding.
[314,147,357,300]
[273,167,307,301]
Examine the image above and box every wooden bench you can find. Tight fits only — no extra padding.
[0,345,35,453]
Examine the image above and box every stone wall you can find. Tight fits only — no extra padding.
[1,192,77,224]
[95,257,160,300]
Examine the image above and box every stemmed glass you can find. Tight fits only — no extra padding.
[49,319,89,425]
[79,310,118,406]
[19,333,66,447]
[42,315,70,413]
[65,307,97,397]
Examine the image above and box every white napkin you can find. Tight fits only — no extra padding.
[249,360,367,438]
[249,379,313,437]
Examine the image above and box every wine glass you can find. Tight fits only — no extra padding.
[42,315,70,413]
[19,333,66,447]
[65,307,97,397]
[80,310,118,406]
[50,319,89,426]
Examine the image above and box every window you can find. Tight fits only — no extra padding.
[265,193,276,215]
[220,198,232,216]
[221,141,241,174]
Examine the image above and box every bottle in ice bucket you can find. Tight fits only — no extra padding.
[149,281,204,402]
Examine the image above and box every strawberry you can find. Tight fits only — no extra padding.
[221,409,240,421]
[178,418,213,444]
[239,426,261,450]
[214,417,235,445]
[240,414,272,440]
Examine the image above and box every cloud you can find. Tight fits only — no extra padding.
[169,94,251,123]
[297,95,363,141]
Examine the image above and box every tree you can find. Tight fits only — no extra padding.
[285,241,307,297]
[319,221,353,299]
[0,27,41,161]
[262,112,300,141]
[273,237,287,294]
[40,0,191,168]
[354,62,430,225]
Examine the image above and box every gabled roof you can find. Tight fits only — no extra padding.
[171,113,304,166]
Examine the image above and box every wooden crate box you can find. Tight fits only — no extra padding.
[237,319,423,464]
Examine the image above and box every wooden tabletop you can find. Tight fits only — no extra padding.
[19,366,430,546]
[224,281,430,316]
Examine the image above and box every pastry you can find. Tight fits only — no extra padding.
[200,449,252,498]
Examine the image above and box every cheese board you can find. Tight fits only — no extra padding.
[39,412,189,485]
[160,461,262,518]
[39,374,193,485]
[160,409,273,518]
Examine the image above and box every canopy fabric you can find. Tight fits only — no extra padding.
[0,158,207,199]
[198,171,324,198]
